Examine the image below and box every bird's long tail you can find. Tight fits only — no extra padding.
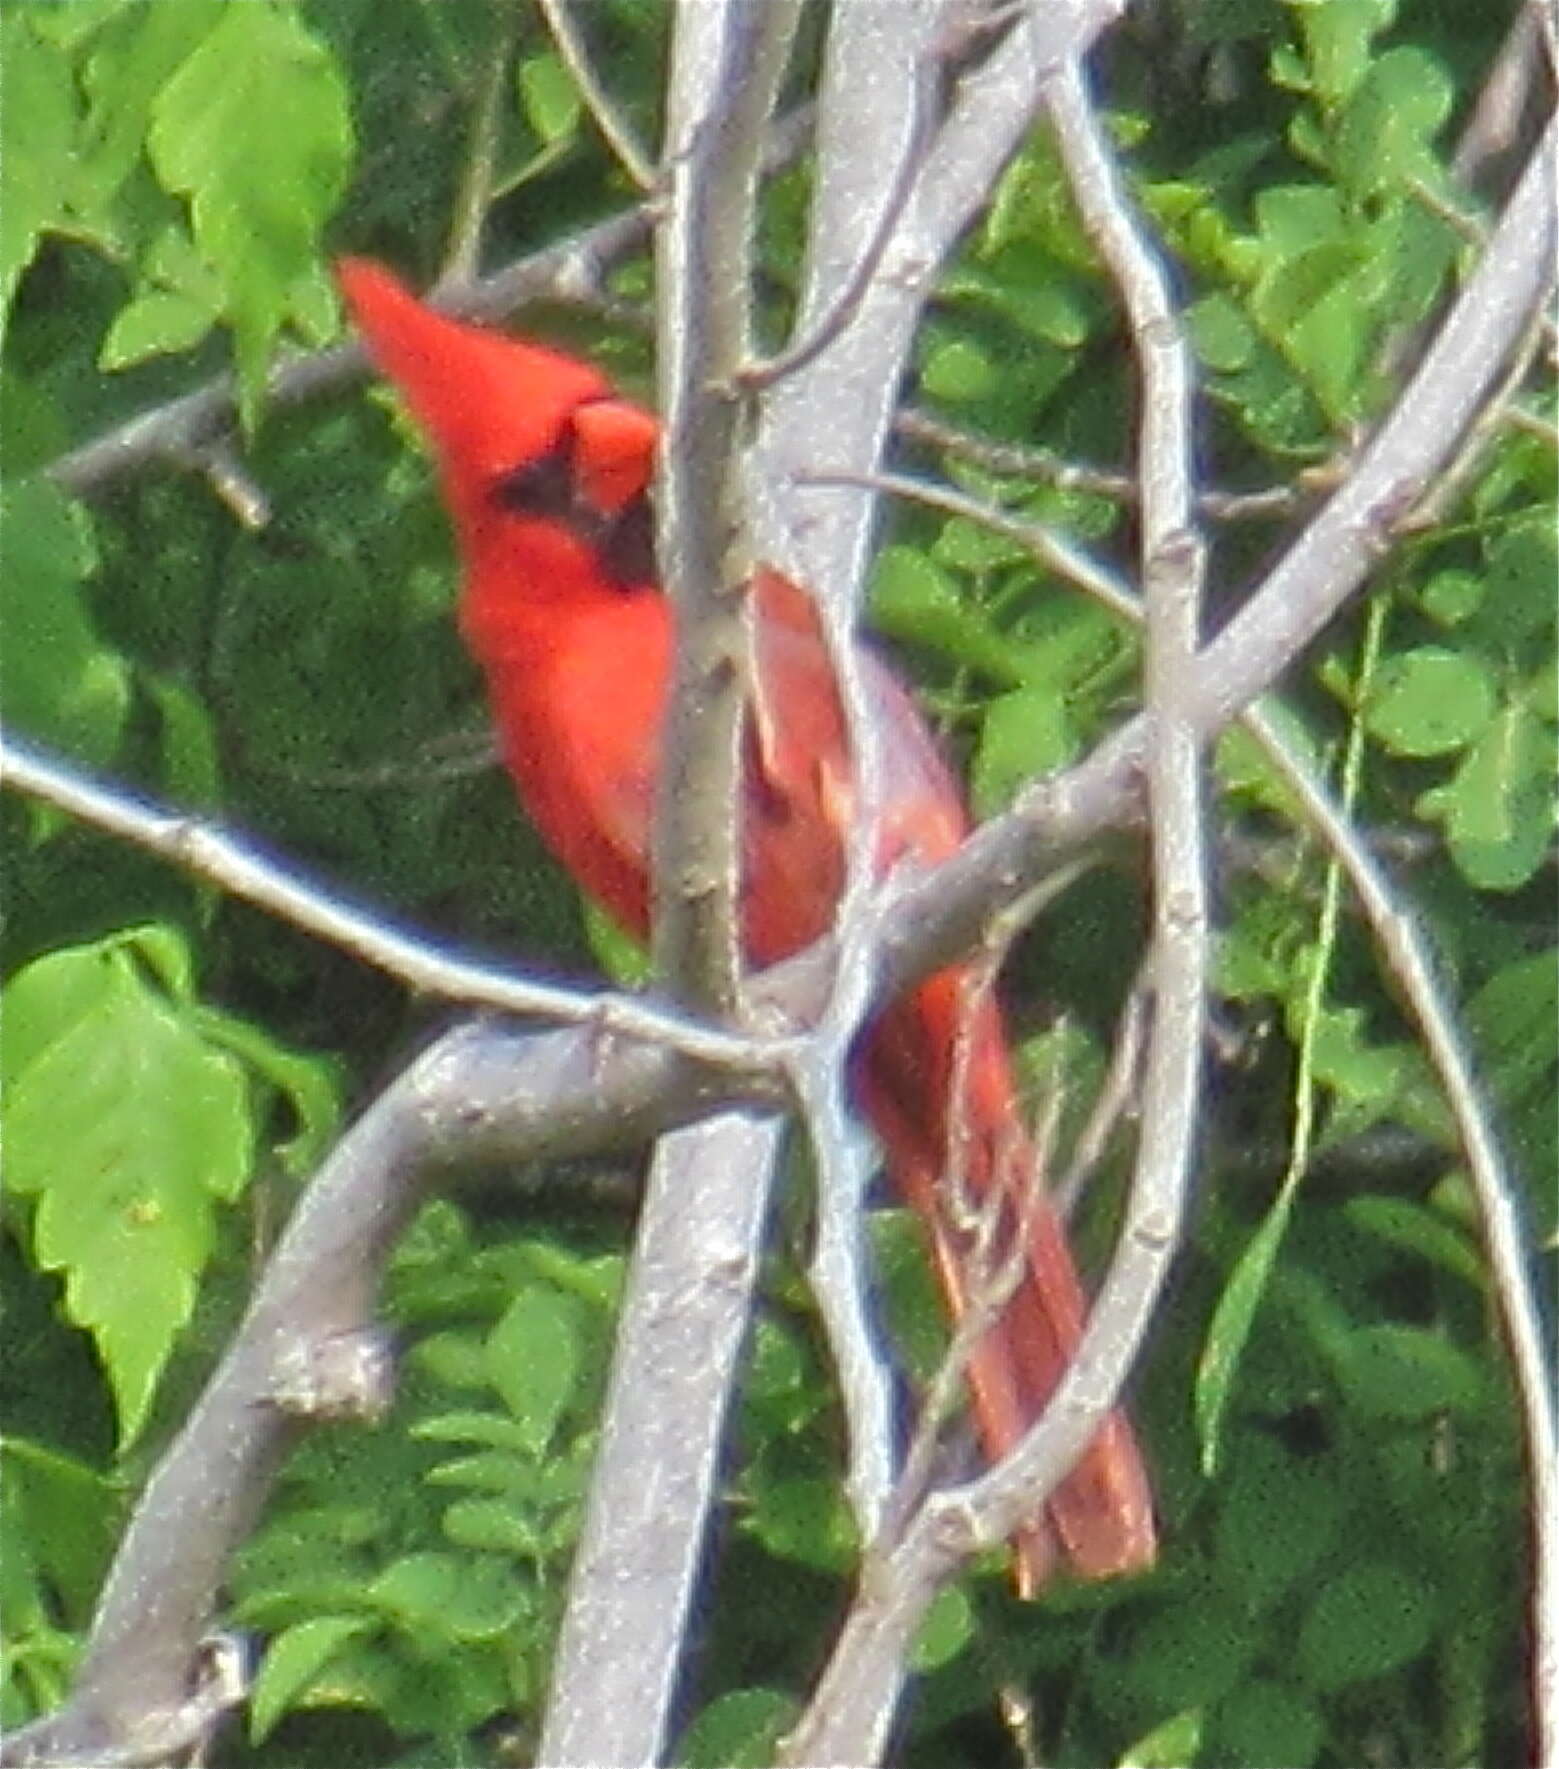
[857,968,1156,1592]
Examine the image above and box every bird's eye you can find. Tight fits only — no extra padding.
[491,436,576,518]
[487,416,657,594]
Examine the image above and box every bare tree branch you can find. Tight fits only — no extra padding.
[0,732,775,1078]
[1242,702,1559,1769]
[8,37,1551,1769]
[893,404,1308,522]
[752,0,1071,1580]
[0,1016,768,1769]
[541,8,803,1763]
[652,0,800,1007]
[45,211,653,501]
[535,0,658,192]
[537,1113,785,1769]
[43,109,815,505]
[875,112,1556,999]
[441,3,520,282]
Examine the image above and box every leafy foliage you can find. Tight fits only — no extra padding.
[1,1,1550,1765]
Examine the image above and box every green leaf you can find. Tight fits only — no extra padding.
[869,1209,948,1384]
[1118,1595,1263,1709]
[4,931,253,1443]
[1328,1324,1486,1421]
[742,1314,819,1436]
[1364,647,1496,756]
[944,263,1095,347]
[1,1439,120,1626]
[144,673,222,808]
[250,1615,373,1740]
[99,288,217,369]
[0,13,77,342]
[1117,1709,1203,1769]
[983,136,1092,267]
[192,1005,341,1176]
[921,337,997,403]
[147,3,353,424]
[1342,1196,1484,1288]
[676,1688,798,1769]
[1291,0,1397,110]
[73,1,226,216]
[1215,698,1325,817]
[411,1410,543,1452]
[1477,511,1559,647]
[1418,567,1483,628]
[1302,1003,1411,1115]
[745,1466,858,1574]
[972,685,1077,816]
[1253,238,1374,417]
[1297,1561,1435,1688]
[518,51,582,146]
[1187,291,1257,372]
[0,480,128,767]
[1333,48,1452,197]
[1214,1432,1349,1605]
[411,1328,492,1392]
[1429,703,1556,890]
[440,1498,544,1557]
[929,514,1029,574]
[1464,952,1559,1110]
[366,1552,522,1638]
[1252,183,1349,260]
[484,1288,581,1454]
[1210,1678,1324,1769]
[1195,1185,1296,1474]
[582,897,651,987]
[910,1585,975,1672]
[869,546,1025,684]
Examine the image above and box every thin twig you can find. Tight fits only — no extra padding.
[739,44,937,391]
[441,2,520,281]
[651,0,802,1010]
[540,7,803,1764]
[792,1006,901,1539]
[1406,302,1556,528]
[894,405,1304,522]
[1243,704,1559,1769]
[798,462,1141,623]
[1052,969,1150,1217]
[44,107,816,504]
[847,249,1559,1764]
[175,441,272,530]
[1040,5,1207,1571]
[535,0,658,191]
[0,1003,781,1769]
[0,732,778,1077]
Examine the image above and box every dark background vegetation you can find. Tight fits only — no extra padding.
[2,2,1553,1764]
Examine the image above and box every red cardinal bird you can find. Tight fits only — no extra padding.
[337,257,1155,1590]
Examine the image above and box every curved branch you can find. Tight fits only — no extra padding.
[535,0,658,191]
[0,1015,762,1769]
[0,732,776,1078]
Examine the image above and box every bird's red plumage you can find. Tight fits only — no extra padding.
[338,256,1156,1589]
